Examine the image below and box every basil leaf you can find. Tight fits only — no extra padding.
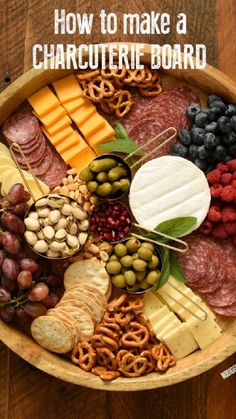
[114,122,129,139]
[169,252,186,283]
[155,216,197,238]
[155,247,170,290]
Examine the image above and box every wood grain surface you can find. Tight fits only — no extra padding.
[0,0,236,418]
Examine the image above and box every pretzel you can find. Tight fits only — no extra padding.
[140,350,156,373]
[122,69,146,85]
[101,66,126,80]
[108,90,133,118]
[77,69,100,80]
[135,313,155,337]
[137,67,154,87]
[119,353,147,377]
[139,80,162,97]
[96,347,117,370]
[96,324,120,340]
[120,295,144,313]
[116,348,140,368]
[120,322,149,348]
[151,343,176,371]
[108,294,128,312]
[71,342,96,372]
[91,333,119,352]
[87,76,115,102]
[100,99,114,114]
[100,321,121,335]
[91,366,120,381]
[114,311,134,328]
[103,310,117,323]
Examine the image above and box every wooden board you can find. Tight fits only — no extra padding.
[0,44,236,390]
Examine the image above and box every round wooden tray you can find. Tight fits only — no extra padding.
[0,44,236,390]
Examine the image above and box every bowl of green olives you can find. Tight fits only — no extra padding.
[79,154,132,200]
[105,237,162,294]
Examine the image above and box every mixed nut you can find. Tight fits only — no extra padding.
[24,195,89,258]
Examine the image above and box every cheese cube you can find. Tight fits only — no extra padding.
[143,291,164,317]
[86,121,115,149]
[56,131,83,154]
[33,106,66,128]
[63,97,87,114]
[53,75,83,103]
[42,126,74,146]
[163,323,199,360]
[28,87,60,117]
[45,114,71,136]
[186,316,222,350]
[70,103,96,127]
[68,147,96,172]
[79,113,106,138]
[61,140,88,164]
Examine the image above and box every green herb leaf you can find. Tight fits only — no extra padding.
[155,247,170,290]
[169,252,186,283]
[155,216,197,238]
[95,122,144,156]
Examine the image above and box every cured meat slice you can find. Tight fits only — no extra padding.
[11,134,46,167]
[39,150,67,189]
[3,113,39,144]
[29,144,54,176]
[203,280,236,307]
[210,302,236,317]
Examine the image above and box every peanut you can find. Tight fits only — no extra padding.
[87,243,100,254]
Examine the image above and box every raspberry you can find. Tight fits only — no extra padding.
[232,172,236,180]
[232,180,236,189]
[226,159,236,172]
[210,184,223,198]
[207,206,222,222]
[221,206,236,222]
[220,185,236,201]
[199,219,213,235]
[232,234,236,247]
[212,224,228,239]
[221,173,232,185]
[216,163,228,173]
[207,169,221,185]
[224,222,236,235]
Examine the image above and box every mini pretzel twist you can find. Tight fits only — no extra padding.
[140,350,156,373]
[71,342,96,372]
[122,69,146,85]
[116,348,140,368]
[101,66,126,80]
[108,90,133,118]
[120,295,144,313]
[100,321,121,335]
[108,294,128,312]
[119,353,147,377]
[87,76,115,102]
[100,99,114,114]
[77,69,100,80]
[120,321,149,348]
[96,347,117,370]
[139,72,162,97]
[151,343,176,372]
[91,366,120,381]
[114,311,134,328]
[91,333,119,352]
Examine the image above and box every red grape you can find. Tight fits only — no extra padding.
[2,258,20,280]
[15,307,31,324]
[45,274,62,287]
[0,250,5,267]
[7,184,30,205]
[17,270,33,289]
[1,232,20,254]
[43,293,59,308]
[11,202,29,218]
[0,286,11,302]
[1,212,24,235]
[0,305,15,323]
[1,276,17,293]
[28,283,49,302]
[19,258,38,273]
[24,302,47,318]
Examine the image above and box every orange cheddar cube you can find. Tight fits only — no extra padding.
[86,121,115,150]
[62,96,87,114]
[68,147,96,172]
[53,75,83,103]
[33,106,66,128]
[42,125,74,146]
[79,113,106,139]
[56,131,84,154]
[70,103,96,127]
[28,87,60,117]
[45,114,71,136]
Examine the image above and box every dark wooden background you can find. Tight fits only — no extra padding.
[0,1,236,418]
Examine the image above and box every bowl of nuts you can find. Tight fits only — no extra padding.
[24,194,89,259]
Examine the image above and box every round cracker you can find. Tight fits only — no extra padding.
[57,298,95,320]
[56,305,94,341]
[47,308,80,338]
[67,283,107,309]
[64,260,110,295]
[62,289,103,323]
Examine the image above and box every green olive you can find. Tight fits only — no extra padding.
[126,283,140,292]
[126,238,141,253]
[106,261,122,275]
[109,254,119,261]
[124,270,136,286]
[87,181,98,193]
[146,270,161,285]
[137,246,153,261]
[148,255,160,269]
[114,243,127,258]
[133,259,147,271]
[139,278,150,290]
[79,167,95,182]
[112,274,125,288]
[108,166,128,182]
[90,158,117,173]
[119,178,130,192]
[120,255,133,268]
[96,182,112,197]
[141,242,155,252]
[132,253,139,261]
[110,181,122,195]
[136,270,147,282]
[96,172,109,183]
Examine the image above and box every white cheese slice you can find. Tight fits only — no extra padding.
[143,291,164,317]
[153,313,182,339]
[129,156,211,235]
[186,316,222,349]
[162,323,199,360]
[148,305,171,326]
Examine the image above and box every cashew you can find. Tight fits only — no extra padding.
[33,240,49,253]
[24,231,37,246]
[87,243,100,254]
[24,217,40,231]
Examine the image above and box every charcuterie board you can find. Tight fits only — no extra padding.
[0,44,235,390]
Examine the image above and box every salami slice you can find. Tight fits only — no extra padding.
[39,150,67,189]
[12,134,46,166]
[210,302,236,317]
[203,280,236,307]
[29,144,54,176]
[3,113,39,145]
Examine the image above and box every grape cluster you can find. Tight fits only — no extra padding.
[171,95,236,173]
[0,184,62,324]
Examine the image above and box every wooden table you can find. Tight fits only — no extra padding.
[0,1,236,418]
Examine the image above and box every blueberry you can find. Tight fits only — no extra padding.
[225,104,236,117]
[198,145,209,159]
[208,107,220,122]
[189,144,199,160]
[217,116,232,133]
[195,112,208,128]
[190,127,205,145]
[179,129,191,146]
[186,103,201,121]
[171,143,188,158]
[202,108,210,116]
[194,158,207,171]
[222,131,236,145]
[209,100,226,115]
[205,122,218,134]
[231,115,236,131]
[207,95,222,106]
[228,143,236,156]
[214,145,227,161]
[204,132,217,149]
[224,155,233,162]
